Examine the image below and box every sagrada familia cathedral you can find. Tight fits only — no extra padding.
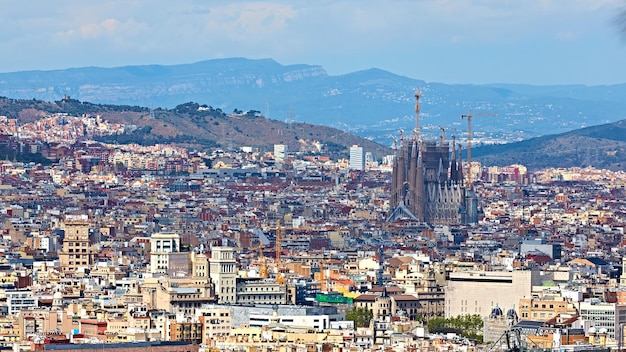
[388,88,478,225]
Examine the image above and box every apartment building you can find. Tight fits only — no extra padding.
[58,220,93,276]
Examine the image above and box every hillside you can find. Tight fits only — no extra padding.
[2,58,626,146]
[3,95,626,171]
[0,97,391,159]
[472,119,626,171]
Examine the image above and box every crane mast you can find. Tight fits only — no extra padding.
[275,220,281,269]
[460,109,497,190]
[252,243,268,278]
[460,110,474,189]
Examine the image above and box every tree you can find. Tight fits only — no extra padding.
[345,307,373,328]
[427,315,484,343]
[427,317,449,333]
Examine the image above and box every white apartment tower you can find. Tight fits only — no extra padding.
[209,246,238,304]
[274,144,287,161]
[349,145,365,171]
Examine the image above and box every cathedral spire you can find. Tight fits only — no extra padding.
[450,135,458,182]
[457,144,464,184]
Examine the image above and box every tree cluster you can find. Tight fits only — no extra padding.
[345,307,373,328]
[427,314,484,343]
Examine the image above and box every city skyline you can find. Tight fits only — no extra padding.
[0,1,625,86]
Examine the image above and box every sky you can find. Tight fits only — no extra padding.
[1,0,626,86]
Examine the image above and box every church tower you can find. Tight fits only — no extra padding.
[388,88,472,224]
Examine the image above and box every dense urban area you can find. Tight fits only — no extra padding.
[0,105,626,352]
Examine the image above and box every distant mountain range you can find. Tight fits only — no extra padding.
[2,58,626,147]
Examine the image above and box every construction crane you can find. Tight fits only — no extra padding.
[438,126,456,143]
[460,109,497,190]
[439,126,447,142]
[274,220,287,284]
[249,243,269,278]
[275,220,281,269]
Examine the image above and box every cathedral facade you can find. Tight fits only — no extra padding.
[388,88,478,224]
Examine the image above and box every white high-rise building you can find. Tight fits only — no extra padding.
[209,246,238,304]
[349,145,365,171]
[274,144,287,161]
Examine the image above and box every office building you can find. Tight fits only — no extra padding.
[350,145,365,171]
[274,144,287,161]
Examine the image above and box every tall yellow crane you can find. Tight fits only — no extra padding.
[460,110,497,189]
[275,220,286,284]
[250,243,269,278]
[275,220,281,269]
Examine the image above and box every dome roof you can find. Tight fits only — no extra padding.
[506,308,518,320]
[489,305,503,319]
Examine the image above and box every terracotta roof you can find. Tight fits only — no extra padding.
[354,294,378,302]
[392,294,419,301]
[387,257,403,268]
[369,286,403,293]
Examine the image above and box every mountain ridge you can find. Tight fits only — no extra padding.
[1,57,625,147]
[473,118,626,171]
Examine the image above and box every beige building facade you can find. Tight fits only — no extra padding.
[445,270,543,318]
[58,220,93,276]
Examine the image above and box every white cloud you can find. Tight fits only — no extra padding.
[0,0,624,84]
[203,2,298,40]
[67,18,119,39]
